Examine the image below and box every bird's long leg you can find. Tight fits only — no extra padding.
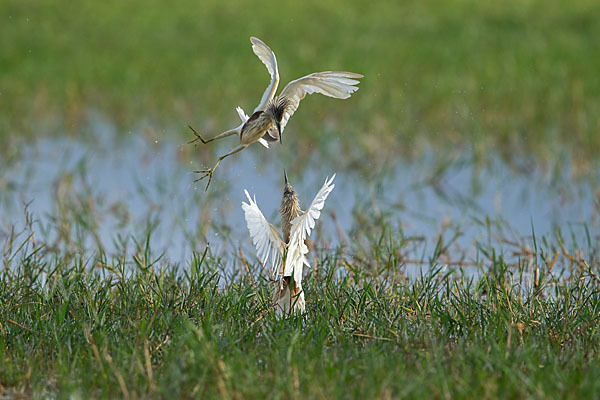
[290,282,302,314]
[194,144,247,191]
[289,280,297,314]
[188,125,238,145]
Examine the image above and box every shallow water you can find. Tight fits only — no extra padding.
[0,125,598,271]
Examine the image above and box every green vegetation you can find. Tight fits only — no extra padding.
[2,0,600,397]
[2,0,600,173]
[2,213,600,398]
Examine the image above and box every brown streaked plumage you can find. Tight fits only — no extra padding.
[188,36,362,191]
[280,170,302,243]
[191,98,290,191]
[240,97,290,145]
[272,170,304,315]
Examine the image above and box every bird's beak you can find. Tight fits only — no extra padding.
[277,122,282,144]
[284,169,288,185]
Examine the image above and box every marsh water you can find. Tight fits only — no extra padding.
[1,121,598,272]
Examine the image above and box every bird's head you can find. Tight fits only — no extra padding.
[283,169,294,196]
[267,97,290,143]
[281,169,300,211]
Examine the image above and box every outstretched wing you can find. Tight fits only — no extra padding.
[285,174,336,284]
[278,72,362,132]
[242,190,285,278]
[251,37,280,113]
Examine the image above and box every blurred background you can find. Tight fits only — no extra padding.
[1,0,599,265]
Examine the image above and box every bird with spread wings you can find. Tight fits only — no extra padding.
[242,173,336,316]
[190,36,362,190]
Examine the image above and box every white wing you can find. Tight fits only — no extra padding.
[278,72,362,132]
[285,174,336,284]
[237,106,268,148]
[242,190,285,278]
[251,37,280,113]
[257,138,270,148]
[236,106,249,122]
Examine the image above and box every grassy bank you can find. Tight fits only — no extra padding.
[2,0,600,172]
[1,213,599,398]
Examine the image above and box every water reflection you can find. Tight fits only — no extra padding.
[0,127,598,270]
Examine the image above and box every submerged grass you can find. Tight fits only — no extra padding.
[1,208,600,398]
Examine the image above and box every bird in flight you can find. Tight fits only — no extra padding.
[190,36,362,190]
[242,172,335,316]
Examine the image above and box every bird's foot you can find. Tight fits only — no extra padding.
[194,168,215,191]
[194,162,220,191]
[187,125,210,145]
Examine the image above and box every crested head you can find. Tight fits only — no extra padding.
[281,178,297,204]
[266,96,290,123]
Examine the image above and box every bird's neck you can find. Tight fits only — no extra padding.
[280,196,301,243]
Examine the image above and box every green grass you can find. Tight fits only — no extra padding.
[2,0,600,397]
[1,0,600,174]
[2,211,600,398]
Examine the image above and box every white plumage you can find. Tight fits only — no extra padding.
[244,38,363,141]
[241,174,336,316]
[276,72,362,134]
[286,175,335,285]
[241,190,285,279]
